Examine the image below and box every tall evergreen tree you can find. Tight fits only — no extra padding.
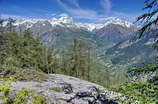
[6,18,16,32]
[137,0,158,37]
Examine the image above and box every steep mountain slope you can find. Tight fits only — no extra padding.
[15,16,137,48]
[15,16,158,68]
[105,29,158,66]
[93,18,137,45]
[16,16,158,68]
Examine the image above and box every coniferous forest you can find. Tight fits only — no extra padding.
[0,19,119,87]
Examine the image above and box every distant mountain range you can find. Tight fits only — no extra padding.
[15,16,138,47]
[14,16,157,68]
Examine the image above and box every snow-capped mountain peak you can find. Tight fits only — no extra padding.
[78,23,104,32]
[77,17,134,31]
[14,16,135,32]
[104,17,134,28]
[15,18,45,28]
[58,16,74,24]
[47,16,74,27]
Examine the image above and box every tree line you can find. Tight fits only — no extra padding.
[0,18,128,87]
[0,18,94,81]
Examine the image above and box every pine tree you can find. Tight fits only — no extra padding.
[137,0,158,61]
[6,18,16,32]
[0,18,5,34]
[87,46,91,81]
[137,0,158,37]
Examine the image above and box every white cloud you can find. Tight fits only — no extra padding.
[1,0,139,23]
[56,0,105,22]
[0,14,25,19]
[56,0,138,23]
[58,13,70,17]
[50,13,57,16]
[100,0,112,13]
[68,0,80,7]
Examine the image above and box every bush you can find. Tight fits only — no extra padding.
[14,88,34,104]
[111,82,158,104]
[0,85,13,104]
[32,96,47,104]
[0,85,11,96]
[131,64,158,74]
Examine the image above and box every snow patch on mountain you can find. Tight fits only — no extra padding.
[48,16,74,26]
[78,23,104,31]
[104,17,134,28]
[118,40,132,49]
[14,16,135,32]
[144,38,155,45]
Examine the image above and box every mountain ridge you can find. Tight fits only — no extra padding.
[15,16,137,32]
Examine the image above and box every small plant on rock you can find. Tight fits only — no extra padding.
[13,88,34,104]
[32,96,47,104]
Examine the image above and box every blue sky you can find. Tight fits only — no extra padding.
[0,0,145,23]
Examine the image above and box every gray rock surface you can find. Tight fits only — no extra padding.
[9,74,121,104]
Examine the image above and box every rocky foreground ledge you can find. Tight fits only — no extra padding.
[0,74,124,104]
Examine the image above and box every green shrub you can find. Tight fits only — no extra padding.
[13,69,47,81]
[0,85,13,104]
[32,96,47,104]
[0,85,11,96]
[13,88,34,104]
[131,64,158,73]
[111,82,158,104]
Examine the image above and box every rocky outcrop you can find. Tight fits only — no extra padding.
[0,74,123,104]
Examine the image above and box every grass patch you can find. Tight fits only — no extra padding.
[32,96,47,104]
[50,87,62,92]
[0,77,17,82]
[14,88,35,104]
[12,69,48,81]
[0,85,11,96]
[0,84,13,104]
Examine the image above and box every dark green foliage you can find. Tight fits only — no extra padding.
[149,75,158,85]
[113,63,158,103]
[130,64,158,74]
[60,39,91,80]
[0,18,16,34]
[60,39,120,87]
[0,29,52,80]
[137,0,158,37]
[137,0,158,65]
[111,82,158,104]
